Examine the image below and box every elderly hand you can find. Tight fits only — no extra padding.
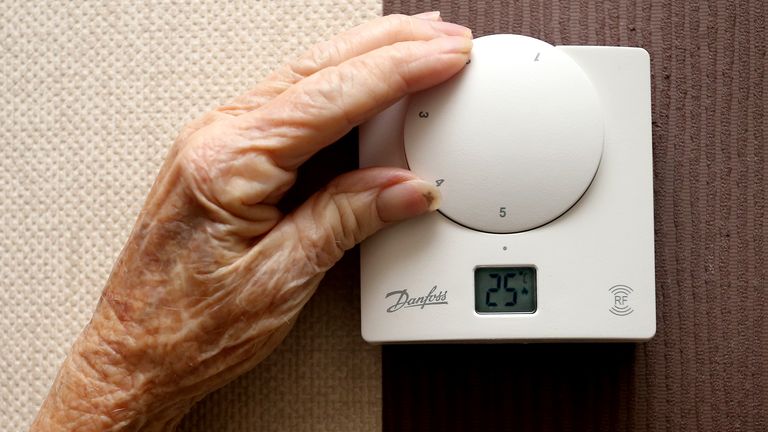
[31,12,471,431]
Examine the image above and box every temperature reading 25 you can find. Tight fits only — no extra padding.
[485,273,519,307]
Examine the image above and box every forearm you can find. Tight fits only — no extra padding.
[30,294,298,432]
[32,327,149,431]
[32,338,135,430]
[30,316,193,431]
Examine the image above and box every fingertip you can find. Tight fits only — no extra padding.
[427,21,473,39]
[398,36,472,93]
[412,11,441,21]
[411,12,473,40]
[376,179,441,223]
[433,35,474,54]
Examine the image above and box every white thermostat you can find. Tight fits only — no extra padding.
[359,35,655,343]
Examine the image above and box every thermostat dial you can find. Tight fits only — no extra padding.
[404,34,605,233]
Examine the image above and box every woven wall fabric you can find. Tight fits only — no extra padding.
[382,1,766,431]
[0,1,382,431]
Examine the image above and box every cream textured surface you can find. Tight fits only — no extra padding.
[0,1,383,430]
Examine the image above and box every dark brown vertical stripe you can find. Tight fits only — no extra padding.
[383,344,637,432]
[382,1,767,431]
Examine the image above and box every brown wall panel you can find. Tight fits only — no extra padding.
[383,1,767,431]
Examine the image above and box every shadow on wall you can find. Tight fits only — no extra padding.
[384,343,637,432]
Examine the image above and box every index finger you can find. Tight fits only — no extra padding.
[234,34,473,169]
[221,13,471,114]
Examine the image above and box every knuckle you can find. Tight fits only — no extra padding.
[290,50,324,78]
[386,14,411,29]
[308,40,338,69]
[373,44,411,93]
[292,188,363,273]
[276,61,306,85]
[382,42,412,66]
[176,132,221,192]
[279,63,304,87]
[294,215,343,273]
[289,38,344,79]
[330,191,365,248]
[295,66,352,124]
[320,65,350,97]
[174,111,224,147]
[353,45,404,85]
[386,14,418,39]
[175,124,295,218]
[175,123,236,190]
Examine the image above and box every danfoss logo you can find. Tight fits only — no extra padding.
[385,286,448,313]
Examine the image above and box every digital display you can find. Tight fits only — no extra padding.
[475,267,537,313]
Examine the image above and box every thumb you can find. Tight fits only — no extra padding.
[273,167,441,272]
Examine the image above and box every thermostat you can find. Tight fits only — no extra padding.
[359,35,655,343]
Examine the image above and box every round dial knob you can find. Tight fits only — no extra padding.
[404,34,604,233]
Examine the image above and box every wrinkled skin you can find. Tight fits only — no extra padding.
[30,12,472,431]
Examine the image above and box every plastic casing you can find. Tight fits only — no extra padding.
[359,37,655,343]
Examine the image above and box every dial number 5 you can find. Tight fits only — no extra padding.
[499,207,507,218]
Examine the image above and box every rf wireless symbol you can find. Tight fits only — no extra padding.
[609,285,634,316]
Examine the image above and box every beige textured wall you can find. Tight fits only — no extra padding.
[0,1,383,430]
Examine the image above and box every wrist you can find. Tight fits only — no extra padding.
[31,319,192,431]
[31,329,141,431]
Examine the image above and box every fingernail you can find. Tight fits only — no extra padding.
[428,20,473,38]
[434,35,474,54]
[413,11,441,21]
[377,179,442,222]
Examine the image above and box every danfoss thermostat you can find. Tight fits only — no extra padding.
[359,35,655,343]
